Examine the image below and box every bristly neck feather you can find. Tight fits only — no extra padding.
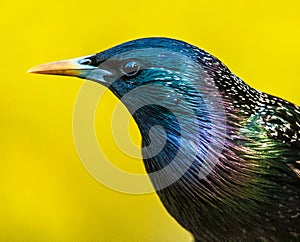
[126,79,300,241]
[104,38,300,239]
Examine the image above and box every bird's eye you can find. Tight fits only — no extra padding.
[120,60,140,76]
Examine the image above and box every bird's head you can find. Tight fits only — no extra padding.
[28,38,225,107]
[29,37,229,185]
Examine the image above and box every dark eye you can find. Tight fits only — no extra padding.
[120,60,140,76]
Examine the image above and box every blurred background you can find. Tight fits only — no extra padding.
[0,0,299,241]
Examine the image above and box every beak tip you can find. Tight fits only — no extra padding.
[27,67,36,74]
[27,64,49,74]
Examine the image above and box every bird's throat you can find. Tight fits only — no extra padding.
[132,104,182,173]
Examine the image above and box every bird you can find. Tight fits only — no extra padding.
[28,37,300,241]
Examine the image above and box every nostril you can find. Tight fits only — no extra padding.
[79,59,92,65]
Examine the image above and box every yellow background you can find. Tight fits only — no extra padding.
[1,0,299,241]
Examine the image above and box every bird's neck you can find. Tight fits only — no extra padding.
[133,104,182,172]
[131,98,216,190]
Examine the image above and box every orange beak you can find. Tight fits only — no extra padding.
[28,56,97,77]
[28,55,112,84]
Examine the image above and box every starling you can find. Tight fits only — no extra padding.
[29,38,300,241]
